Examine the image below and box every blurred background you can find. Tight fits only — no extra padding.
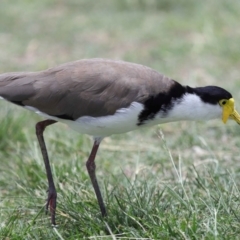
[0,0,240,238]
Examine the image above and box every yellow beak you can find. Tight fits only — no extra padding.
[222,98,240,124]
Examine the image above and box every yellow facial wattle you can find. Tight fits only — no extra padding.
[221,98,240,124]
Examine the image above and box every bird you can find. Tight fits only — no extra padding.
[0,58,239,225]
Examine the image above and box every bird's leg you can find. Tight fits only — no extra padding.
[86,138,107,217]
[35,119,57,225]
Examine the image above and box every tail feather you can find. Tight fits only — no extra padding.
[0,72,36,103]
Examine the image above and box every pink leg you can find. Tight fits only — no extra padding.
[86,139,107,217]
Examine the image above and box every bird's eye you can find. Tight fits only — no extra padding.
[219,100,228,106]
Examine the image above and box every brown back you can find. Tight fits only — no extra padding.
[0,59,176,119]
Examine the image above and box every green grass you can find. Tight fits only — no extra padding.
[1,0,240,239]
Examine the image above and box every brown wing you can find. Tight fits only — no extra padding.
[0,59,176,120]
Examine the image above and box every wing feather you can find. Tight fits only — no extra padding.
[0,59,176,120]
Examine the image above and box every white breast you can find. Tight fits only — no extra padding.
[164,94,222,121]
[66,102,146,137]
[25,102,145,138]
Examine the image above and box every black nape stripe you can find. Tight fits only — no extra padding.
[138,81,186,125]
[54,114,74,121]
[11,101,24,106]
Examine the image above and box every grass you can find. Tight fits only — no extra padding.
[0,0,240,239]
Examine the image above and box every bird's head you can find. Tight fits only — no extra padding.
[191,86,240,124]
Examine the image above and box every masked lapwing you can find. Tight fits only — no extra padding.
[0,58,240,225]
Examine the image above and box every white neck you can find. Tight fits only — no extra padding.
[157,93,222,123]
